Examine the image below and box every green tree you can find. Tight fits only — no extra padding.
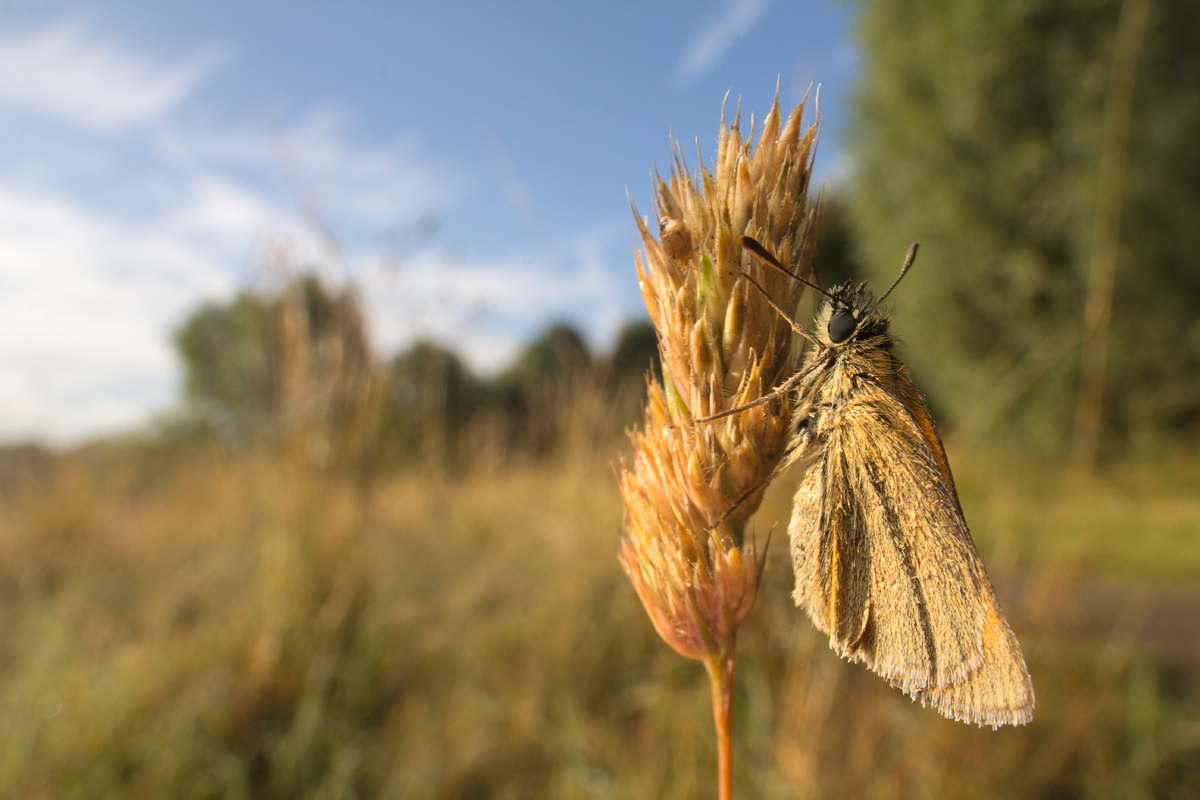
[487,323,593,455]
[849,0,1200,453]
[174,276,379,461]
[495,323,592,400]
[378,342,484,467]
[175,292,274,442]
[608,319,661,388]
[813,194,863,292]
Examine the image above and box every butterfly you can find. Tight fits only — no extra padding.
[715,235,1034,728]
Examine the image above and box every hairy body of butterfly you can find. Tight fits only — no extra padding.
[786,281,1035,728]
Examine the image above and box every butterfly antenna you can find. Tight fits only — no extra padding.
[878,243,919,303]
[739,236,836,301]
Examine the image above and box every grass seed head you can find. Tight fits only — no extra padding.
[620,93,819,662]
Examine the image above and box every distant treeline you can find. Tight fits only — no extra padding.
[173,275,660,470]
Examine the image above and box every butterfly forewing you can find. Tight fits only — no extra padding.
[787,306,1034,728]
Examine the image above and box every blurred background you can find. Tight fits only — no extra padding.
[0,0,1197,797]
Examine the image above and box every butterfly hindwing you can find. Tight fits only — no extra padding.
[788,357,1033,727]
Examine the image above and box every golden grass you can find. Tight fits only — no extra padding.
[618,96,819,798]
[0,424,1196,798]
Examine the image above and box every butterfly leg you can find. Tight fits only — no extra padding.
[706,421,816,531]
[696,351,830,424]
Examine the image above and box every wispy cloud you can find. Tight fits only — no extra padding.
[156,109,456,235]
[0,21,221,130]
[359,222,631,376]
[675,0,770,84]
[275,110,455,229]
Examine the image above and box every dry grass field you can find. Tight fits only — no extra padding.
[0,402,1196,800]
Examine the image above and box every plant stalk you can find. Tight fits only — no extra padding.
[1072,0,1152,470]
[706,647,738,800]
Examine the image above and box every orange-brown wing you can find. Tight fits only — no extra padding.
[788,371,1033,727]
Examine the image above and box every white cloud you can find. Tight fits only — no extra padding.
[158,174,288,251]
[156,109,455,233]
[287,111,449,224]
[0,21,220,130]
[0,168,626,443]
[675,0,770,84]
[358,222,631,376]
[0,186,242,442]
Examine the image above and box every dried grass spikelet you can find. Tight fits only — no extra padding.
[619,93,819,665]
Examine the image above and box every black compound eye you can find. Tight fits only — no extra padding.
[828,309,857,343]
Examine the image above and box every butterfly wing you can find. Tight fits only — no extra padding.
[788,363,1034,728]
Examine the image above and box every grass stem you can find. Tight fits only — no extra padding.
[707,648,737,800]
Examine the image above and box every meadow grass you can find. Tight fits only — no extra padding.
[0,418,1196,798]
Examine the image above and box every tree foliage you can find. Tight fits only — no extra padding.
[849,0,1200,453]
[175,293,274,443]
[174,276,379,464]
[377,342,483,467]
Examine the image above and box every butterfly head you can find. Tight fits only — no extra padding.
[815,282,888,348]
[813,241,919,349]
[732,235,917,351]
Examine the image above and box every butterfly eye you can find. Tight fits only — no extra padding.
[828,309,857,343]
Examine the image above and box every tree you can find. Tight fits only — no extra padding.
[495,323,592,400]
[175,292,274,443]
[378,342,484,467]
[174,276,380,464]
[608,319,661,388]
[848,0,1200,454]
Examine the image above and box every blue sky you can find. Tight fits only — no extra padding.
[0,0,857,443]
